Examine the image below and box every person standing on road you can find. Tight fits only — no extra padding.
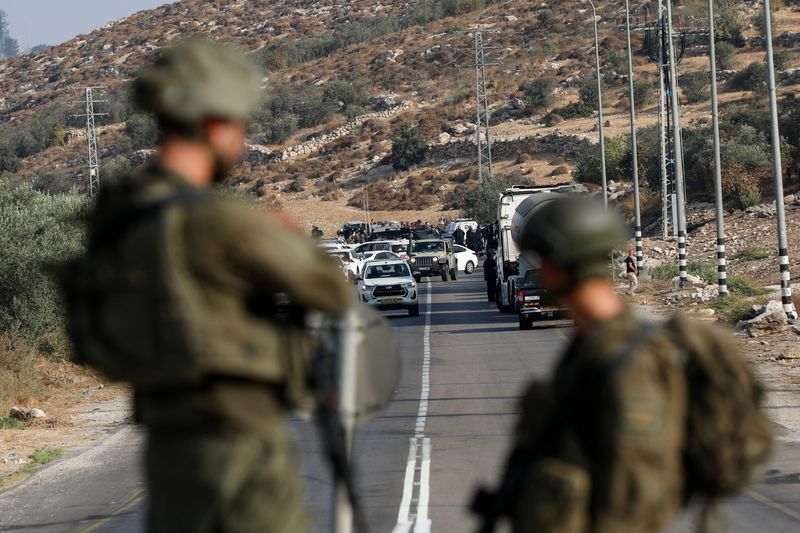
[625,248,638,295]
[472,196,770,533]
[483,251,498,302]
[466,227,479,251]
[454,226,466,246]
[63,40,351,533]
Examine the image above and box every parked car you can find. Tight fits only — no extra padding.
[358,259,419,316]
[352,241,394,254]
[360,250,402,262]
[408,239,457,282]
[453,244,479,274]
[517,269,569,329]
[324,247,364,282]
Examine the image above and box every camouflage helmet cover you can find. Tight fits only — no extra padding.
[517,196,628,279]
[133,38,262,125]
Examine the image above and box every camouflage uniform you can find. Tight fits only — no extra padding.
[82,41,352,532]
[512,308,687,533]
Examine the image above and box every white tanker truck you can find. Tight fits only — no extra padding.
[494,184,576,313]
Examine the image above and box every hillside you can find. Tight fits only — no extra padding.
[2,0,800,233]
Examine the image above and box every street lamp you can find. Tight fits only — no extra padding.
[584,0,608,208]
[763,0,796,319]
[624,0,643,272]
[707,0,727,296]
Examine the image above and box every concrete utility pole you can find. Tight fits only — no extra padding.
[664,0,689,287]
[657,0,670,238]
[707,0,728,296]
[763,0,796,318]
[624,0,643,271]
[585,0,608,208]
[72,87,108,196]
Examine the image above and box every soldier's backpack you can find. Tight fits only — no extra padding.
[647,315,772,500]
[472,314,773,533]
[606,314,773,531]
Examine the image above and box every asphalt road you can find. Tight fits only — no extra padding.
[1,271,799,532]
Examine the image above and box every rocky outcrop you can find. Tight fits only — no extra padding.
[427,131,593,163]
[244,100,412,166]
[736,300,789,337]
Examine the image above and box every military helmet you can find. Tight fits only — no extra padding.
[517,195,628,280]
[133,39,262,126]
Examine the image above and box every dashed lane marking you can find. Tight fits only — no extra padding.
[393,282,433,533]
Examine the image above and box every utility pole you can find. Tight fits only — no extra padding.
[763,0,796,319]
[473,31,496,184]
[584,0,608,208]
[707,0,728,296]
[458,30,499,184]
[665,0,689,287]
[71,87,108,196]
[624,0,643,272]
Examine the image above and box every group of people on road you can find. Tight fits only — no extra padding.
[63,39,772,533]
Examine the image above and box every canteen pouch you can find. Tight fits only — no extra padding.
[511,458,590,533]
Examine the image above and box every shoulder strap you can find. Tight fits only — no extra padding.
[606,321,661,375]
[89,189,210,253]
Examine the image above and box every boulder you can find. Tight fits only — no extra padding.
[9,406,27,420]
[438,132,451,144]
[29,408,47,419]
[736,300,788,337]
[450,123,468,135]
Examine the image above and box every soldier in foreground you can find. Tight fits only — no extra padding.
[63,40,351,532]
[472,196,771,533]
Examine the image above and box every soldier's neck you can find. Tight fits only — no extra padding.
[567,280,625,334]
[159,138,215,188]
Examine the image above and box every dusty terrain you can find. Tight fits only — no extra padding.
[0,363,131,489]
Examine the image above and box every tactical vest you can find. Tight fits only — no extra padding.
[63,193,310,397]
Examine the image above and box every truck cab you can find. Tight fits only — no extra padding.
[517,269,569,330]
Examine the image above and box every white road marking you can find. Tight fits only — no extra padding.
[393,282,434,533]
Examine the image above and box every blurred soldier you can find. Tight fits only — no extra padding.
[483,251,497,302]
[472,197,770,533]
[68,40,351,533]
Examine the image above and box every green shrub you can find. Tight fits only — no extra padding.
[456,173,524,224]
[732,246,772,262]
[574,136,628,185]
[632,78,654,107]
[754,4,777,40]
[537,9,554,27]
[730,62,768,94]
[770,49,789,72]
[715,42,735,70]
[521,75,556,111]
[578,76,606,110]
[554,101,595,119]
[708,293,771,323]
[0,182,88,344]
[606,50,627,74]
[390,124,427,170]
[125,113,159,150]
[680,71,710,104]
[716,0,744,46]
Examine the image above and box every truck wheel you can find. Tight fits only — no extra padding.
[450,267,457,280]
[519,316,532,330]
[441,268,448,282]
[465,261,475,274]
[409,303,420,317]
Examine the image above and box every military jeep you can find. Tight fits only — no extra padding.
[408,239,457,282]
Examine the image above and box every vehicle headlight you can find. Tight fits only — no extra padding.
[402,282,415,289]
[409,257,416,263]
[360,285,372,292]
